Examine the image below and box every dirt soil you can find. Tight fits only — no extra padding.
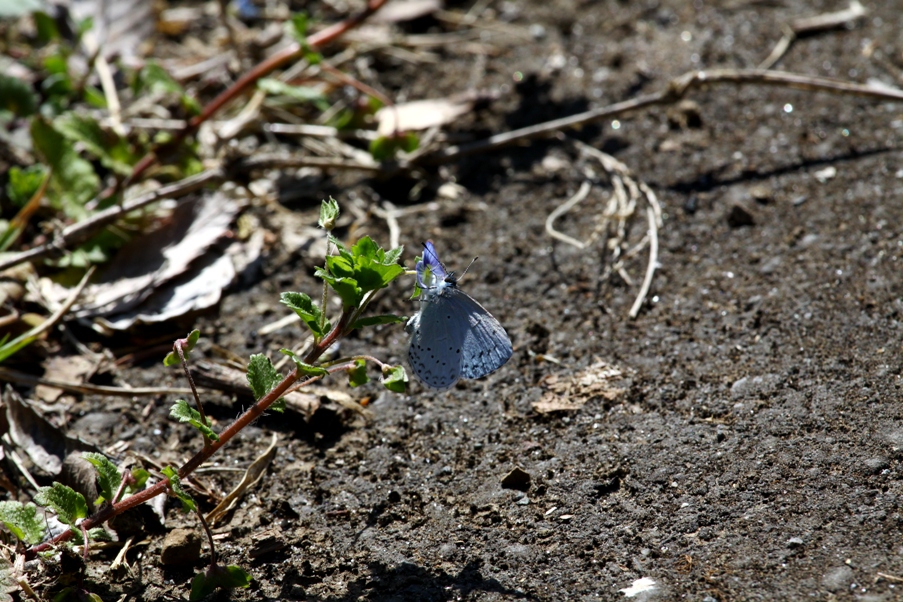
[13,0,903,600]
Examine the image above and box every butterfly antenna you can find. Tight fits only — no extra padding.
[456,257,479,283]
[421,241,445,269]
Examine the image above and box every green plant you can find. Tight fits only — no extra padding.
[3,199,409,600]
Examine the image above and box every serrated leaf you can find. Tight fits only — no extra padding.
[246,354,281,400]
[280,292,329,339]
[246,354,286,413]
[34,483,88,527]
[0,73,37,117]
[162,466,196,513]
[315,268,363,309]
[383,245,404,265]
[350,314,407,330]
[319,197,339,230]
[190,565,253,602]
[82,452,121,504]
[0,501,45,544]
[163,329,201,366]
[381,365,408,393]
[30,117,99,220]
[170,400,219,442]
[348,359,369,388]
[54,113,137,175]
[280,349,329,378]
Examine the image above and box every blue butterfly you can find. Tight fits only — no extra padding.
[405,241,513,389]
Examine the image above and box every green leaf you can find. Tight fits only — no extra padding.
[382,365,408,393]
[134,61,182,96]
[0,73,37,117]
[170,400,219,442]
[190,565,253,602]
[288,12,308,41]
[30,117,100,220]
[162,466,196,513]
[5,165,47,207]
[246,354,281,399]
[280,292,329,339]
[351,314,407,331]
[257,78,326,104]
[315,235,405,308]
[314,268,363,309]
[82,452,121,504]
[0,501,45,544]
[163,329,201,366]
[246,354,286,413]
[319,197,339,230]
[34,483,88,527]
[348,359,369,388]
[280,349,329,378]
[86,527,113,542]
[369,133,420,161]
[54,113,137,175]
[33,11,60,43]
[133,62,199,114]
[0,332,38,364]
[128,467,150,493]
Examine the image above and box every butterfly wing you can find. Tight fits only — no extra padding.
[446,288,513,380]
[407,294,468,389]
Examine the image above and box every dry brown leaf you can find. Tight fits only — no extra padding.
[206,433,278,526]
[34,355,97,403]
[2,386,99,477]
[533,360,626,414]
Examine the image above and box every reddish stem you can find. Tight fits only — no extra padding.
[123,0,389,188]
[27,312,355,557]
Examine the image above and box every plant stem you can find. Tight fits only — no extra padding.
[27,310,355,558]
[176,339,210,447]
[319,237,332,340]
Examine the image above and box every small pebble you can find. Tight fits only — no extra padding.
[160,528,202,566]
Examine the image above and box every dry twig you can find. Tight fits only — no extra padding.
[759,1,867,70]
[419,67,903,164]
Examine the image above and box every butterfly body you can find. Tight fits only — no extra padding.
[406,242,513,389]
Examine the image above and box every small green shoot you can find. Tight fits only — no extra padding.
[163,329,201,366]
[382,365,409,393]
[162,467,196,513]
[348,359,369,387]
[170,400,219,442]
[280,349,329,378]
[319,197,340,230]
[190,564,253,601]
